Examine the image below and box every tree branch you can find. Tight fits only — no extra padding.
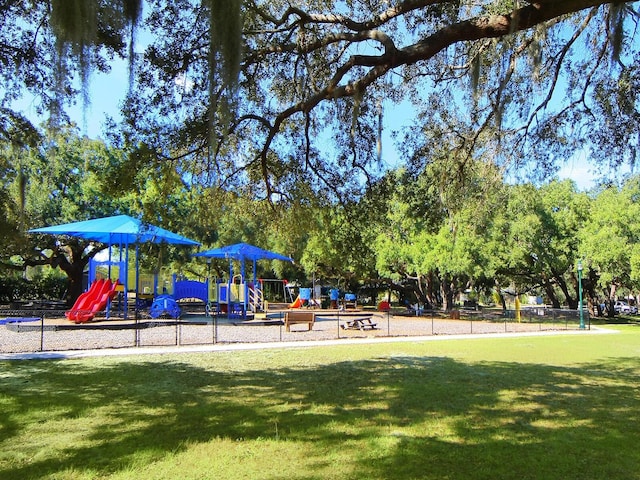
[250,1,623,191]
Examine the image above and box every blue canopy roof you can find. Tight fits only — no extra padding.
[194,242,292,262]
[29,214,200,246]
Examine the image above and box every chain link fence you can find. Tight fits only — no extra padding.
[0,306,591,355]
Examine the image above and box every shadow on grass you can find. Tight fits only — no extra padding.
[1,353,639,479]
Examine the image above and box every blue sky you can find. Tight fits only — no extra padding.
[557,155,597,190]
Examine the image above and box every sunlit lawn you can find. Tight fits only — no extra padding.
[1,325,640,479]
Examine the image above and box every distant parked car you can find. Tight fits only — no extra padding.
[614,300,637,314]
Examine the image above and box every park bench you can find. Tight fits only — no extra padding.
[284,310,316,332]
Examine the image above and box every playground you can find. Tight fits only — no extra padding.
[2,214,590,356]
[22,214,424,329]
[64,245,358,325]
[57,232,301,324]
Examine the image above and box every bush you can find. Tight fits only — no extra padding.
[0,274,68,303]
[0,277,23,303]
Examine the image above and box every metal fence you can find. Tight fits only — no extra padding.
[0,306,591,355]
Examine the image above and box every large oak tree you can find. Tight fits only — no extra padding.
[2,1,638,200]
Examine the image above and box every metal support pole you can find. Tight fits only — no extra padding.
[578,260,585,329]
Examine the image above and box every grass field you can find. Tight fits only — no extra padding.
[1,325,639,479]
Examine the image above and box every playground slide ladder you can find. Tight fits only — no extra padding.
[248,286,264,312]
[284,284,295,304]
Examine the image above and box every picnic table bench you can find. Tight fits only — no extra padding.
[284,310,316,332]
[341,314,377,331]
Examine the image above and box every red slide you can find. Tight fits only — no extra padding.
[289,295,302,309]
[66,279,120,323]
[65,279,105,321]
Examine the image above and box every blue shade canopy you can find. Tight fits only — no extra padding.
[29,214,200,246]
[194,242,292,262]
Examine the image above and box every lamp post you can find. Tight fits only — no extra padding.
[577,260,585,329]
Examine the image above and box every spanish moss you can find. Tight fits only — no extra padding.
[49,0,142,130]
[207,0,243,150]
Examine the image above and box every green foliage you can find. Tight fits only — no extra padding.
[4,0,640,200]
[11,127,132,227]
[0,126,138,302]
[299,205,376,287]
[0,271,67,303]
[580,179,640,292]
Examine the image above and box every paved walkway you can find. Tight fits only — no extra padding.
[0,326,616,361]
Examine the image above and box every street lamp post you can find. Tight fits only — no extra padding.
[577,260,585,329]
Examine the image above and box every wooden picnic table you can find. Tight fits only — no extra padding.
[341,315,377,331]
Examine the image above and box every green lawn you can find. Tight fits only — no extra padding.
[1,326,639,479]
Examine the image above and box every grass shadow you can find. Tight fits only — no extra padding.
[0,351,639,479]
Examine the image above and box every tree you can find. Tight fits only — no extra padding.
[299,205,376,290]
[373,169,445,307]
[488,180,589,309]
[4,1,640,309]
[6,1,637,201]
[373,159,503,310]
[1,127,135,303]
[0,153,22,256]
[538,181,591,305]
[579,178,640,313]
[115,0,638,199]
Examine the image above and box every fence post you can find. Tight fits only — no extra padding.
[40,314,45,352]
[431,310,435,335]
[387,309,390,336]
[135,313,140,347]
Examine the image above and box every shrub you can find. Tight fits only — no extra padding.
[0,274,68,303]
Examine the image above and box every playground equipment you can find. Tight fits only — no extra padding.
[31,214,200,319]
[289,287,312,308]
[169,274,265,318]
[289,295,303,308]
[343,293,357,309]
[67,278,106,318]
[65,278,120,323]
[149,295,182,319]
[213,274,247,317]
[193,242,293,318]
[330,289,339,309]
[83,241,292,320]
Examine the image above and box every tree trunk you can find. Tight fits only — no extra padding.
[63,268,85,307]
[494,279,507,312]
[542,280,561,309]
[606,283,617,318]
[440,275,455,311]
[557,275,576,309]
[52,241,96,306]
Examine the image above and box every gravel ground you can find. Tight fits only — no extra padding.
[0,310,578,355]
